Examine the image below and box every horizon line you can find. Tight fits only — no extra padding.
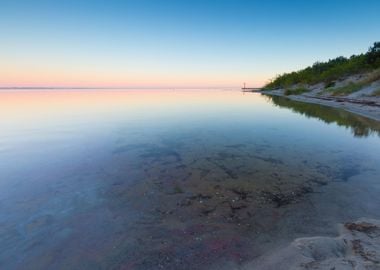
[0,86,249,90]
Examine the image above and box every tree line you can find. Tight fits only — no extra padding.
[265,42,380,89]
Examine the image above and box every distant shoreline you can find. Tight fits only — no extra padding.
[0,87,239,90]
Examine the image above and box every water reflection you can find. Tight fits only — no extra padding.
[266,95,380,137]
[1,90,380,269]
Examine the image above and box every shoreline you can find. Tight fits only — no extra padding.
[261,90,380,122]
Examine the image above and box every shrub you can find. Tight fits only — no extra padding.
[284,87,308,96]
[325,81,336,88]
[371,88,380,96]
[327,83,363,96]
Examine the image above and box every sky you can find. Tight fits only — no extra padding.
[1,0,380,88]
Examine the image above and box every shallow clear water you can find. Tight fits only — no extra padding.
[1,90,380,269]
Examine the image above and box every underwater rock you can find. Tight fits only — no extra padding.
[261,185,313,208]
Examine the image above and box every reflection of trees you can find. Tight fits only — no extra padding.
[267,95,380,138]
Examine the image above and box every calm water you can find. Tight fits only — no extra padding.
[1,90,380,270]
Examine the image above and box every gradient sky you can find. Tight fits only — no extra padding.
[1,0,380,88]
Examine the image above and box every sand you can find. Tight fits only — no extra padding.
[244,218,380,270]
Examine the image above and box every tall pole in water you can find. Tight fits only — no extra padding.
[244,82,246,89]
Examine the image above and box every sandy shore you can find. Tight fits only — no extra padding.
[244,218,380,270]
[261,90,380,122]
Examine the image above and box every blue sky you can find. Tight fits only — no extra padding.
[1,0,379,87]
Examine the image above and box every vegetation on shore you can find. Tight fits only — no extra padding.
[322,69,380,96]
[284,87,308,96]
[372,88,380,96]
[264,42,380,90]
